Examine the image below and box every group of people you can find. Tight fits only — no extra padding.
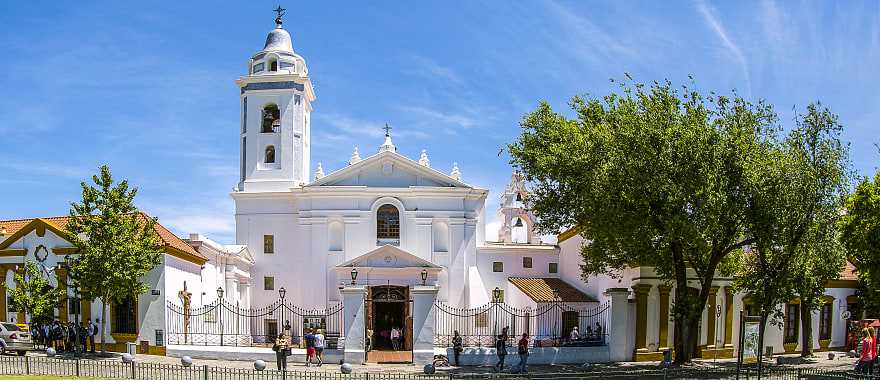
[490,327,530,373]
[857,326,878,374]
[568,323,603,342]
[29,319,98,354]
[271,327,326,370]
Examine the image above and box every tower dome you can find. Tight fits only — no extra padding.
[263,26,293,53]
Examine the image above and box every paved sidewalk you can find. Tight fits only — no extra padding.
[17,350,861,374]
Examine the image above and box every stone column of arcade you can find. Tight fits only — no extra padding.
[410,285,439,365]
[341,285,368,365]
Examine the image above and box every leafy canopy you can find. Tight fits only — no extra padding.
[6,261,65,323]
[508,78,773,362]
[65,165,163,306]
[840,172,880,316]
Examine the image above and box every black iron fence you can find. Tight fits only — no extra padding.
[0,356,874,380]
[433,301,609,348]
[166,299,344,347]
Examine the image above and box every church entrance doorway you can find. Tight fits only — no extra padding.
[365,284,412,363]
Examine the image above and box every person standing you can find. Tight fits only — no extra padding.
[569,326,580,342]
[272,334,290,371]
[870,326,877,375]
[452,330,463,366]
[391,327,400,351]
[494,326,509,372]
[516,333,529,373]
[87,319,96,353]
[313,329,325,366]
[304,328,316,367]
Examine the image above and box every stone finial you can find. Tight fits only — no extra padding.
[315,162,325,180]
[418,149,430,167]
[350,146,361,165]
[450,162,461,181]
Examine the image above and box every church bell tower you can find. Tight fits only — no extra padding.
[236,7,315,192]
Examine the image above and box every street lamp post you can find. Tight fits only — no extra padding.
[350,268,358,285]
[420,269,428,286]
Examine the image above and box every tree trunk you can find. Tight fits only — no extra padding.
[100,299,107,353]
[800,301,814,357]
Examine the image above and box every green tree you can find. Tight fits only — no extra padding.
[840,172,880,317]
[507,79,773,363]
[734,103,849,363]
[65,165,163,352]
[5,262,65,323]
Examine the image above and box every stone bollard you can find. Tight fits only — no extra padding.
[340,363,353,374]
[121,353,134,363]
[181,356,193,367]
[423,364,435,374]
[254,360,267,371]
[46,348,56,357]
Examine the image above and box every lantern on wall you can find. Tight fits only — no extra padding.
[278,287,286,301]
[492,287,503,303]
[420,269,428,286]
[350,268,358,285]
[216,287,224,300]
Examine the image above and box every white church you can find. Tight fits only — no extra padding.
[0,12,861,365]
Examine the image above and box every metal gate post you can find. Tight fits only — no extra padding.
[24,356,29,375]
[76,359,80,377]
[203,364,209,380]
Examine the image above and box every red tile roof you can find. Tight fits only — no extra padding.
[0,214,205,262]
[508,277,596,303]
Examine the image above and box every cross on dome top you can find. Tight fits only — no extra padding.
[273,5,286,27]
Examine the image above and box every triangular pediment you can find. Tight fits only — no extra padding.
[336,245,440,269]
[308,150,472,188]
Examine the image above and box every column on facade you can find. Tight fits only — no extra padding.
[341,285,368,365]
[411,285,439,365]
[705,286,719,348]
[57,267,69,322]
[632,284,653,352]
[14,266,25,323]
[225,275,239,304]
[0,264,11,320]
[658,285,671,349]
[724,287,734,347]
[415,218,432,262]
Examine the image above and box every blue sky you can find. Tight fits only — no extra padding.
[1,1,878,243]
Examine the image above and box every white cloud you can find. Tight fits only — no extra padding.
[397,105,480,130]
[696,0,753,98]
[412,56,464,86]
[0,160,92,180]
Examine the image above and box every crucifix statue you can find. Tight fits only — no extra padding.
[178,281,192,343]
[383,124,392,137]
[273,5,286,26]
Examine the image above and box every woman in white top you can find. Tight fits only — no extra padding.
[569,326,580,342]
[313,329,325,366]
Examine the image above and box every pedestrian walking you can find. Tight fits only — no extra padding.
[516,333,529,373]
[452,330,463,366]
[857,328,875,374]
[304,328,316,367]
[869,326,877,375]
[272,334,290,371]
[494,326,509,372]
[313,329,325,366]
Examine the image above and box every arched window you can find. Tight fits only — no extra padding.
[268,58,278,72]
[376,204,400,246]
[264,145,275,164]
[511,217,528,243]
[261,104,280,133]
